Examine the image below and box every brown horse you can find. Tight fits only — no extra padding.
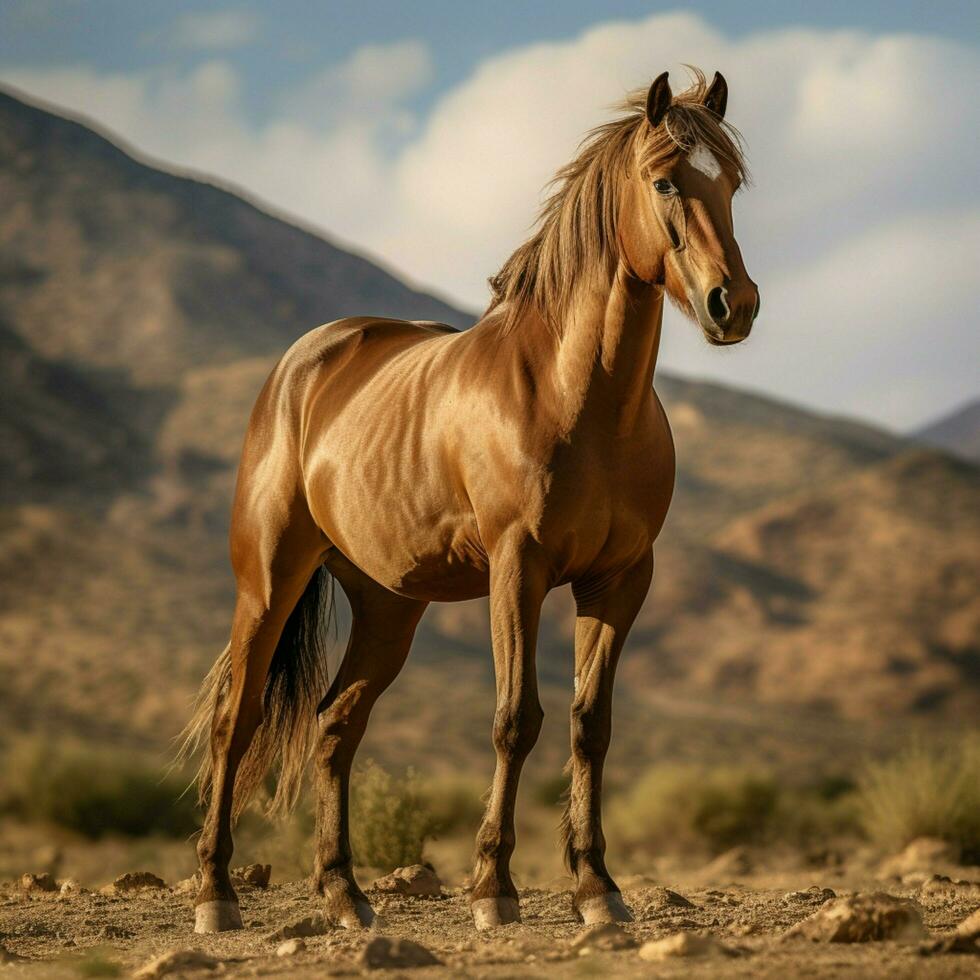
[181,67,758,933]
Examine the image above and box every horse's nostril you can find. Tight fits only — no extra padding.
[707,287,729,324]
[753,293,761,321]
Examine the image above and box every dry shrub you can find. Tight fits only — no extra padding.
[856,736,980,862]
[0,739,199,840]
[607,764,779,855]
[349,761,437,870]
[420,774,485,836]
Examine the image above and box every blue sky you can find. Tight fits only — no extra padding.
[2,2,974,118]
[1,3,978,430]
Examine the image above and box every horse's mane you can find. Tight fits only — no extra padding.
[486,68,748,333]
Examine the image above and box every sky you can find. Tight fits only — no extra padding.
[1,1,978,432]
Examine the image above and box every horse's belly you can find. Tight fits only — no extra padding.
[309,464,490,602]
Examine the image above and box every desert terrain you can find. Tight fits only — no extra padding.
[3,841,980,977]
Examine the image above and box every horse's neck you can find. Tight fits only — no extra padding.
[551,265,665,434]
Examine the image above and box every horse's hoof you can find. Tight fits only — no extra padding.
[194,900,243,933]
[471,896,521,930]
[576,892,634,924]
[330,897,375,929]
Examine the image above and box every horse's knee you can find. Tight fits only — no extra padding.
[492,698,543,758]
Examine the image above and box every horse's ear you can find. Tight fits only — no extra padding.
[703,71,728,119]
[646,72,672,128]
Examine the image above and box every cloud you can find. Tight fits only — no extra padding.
[168,9,260,50]
[1,15,978,429]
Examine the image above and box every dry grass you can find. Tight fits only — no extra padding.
[606,764,780,856]
[349,761,438,871]
[0,738,198,840]
[856,735,980,861]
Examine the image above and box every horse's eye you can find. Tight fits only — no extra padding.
[653,179,674,195]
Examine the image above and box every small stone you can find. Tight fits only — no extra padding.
[359,936,441,969]
[266,914,330,942]
[110,871,166,893]
[20,872,57,893]
[638,932,730,961]
[371,864,442,897]
[784,892,926,943]
[172,874,199,895]
[233,863,271,888]
[58,879,85,898]
[570,923,637,951]
[276,938,306,956]
[783,886,837,904]
[644,887,696,911]
[98,924,133,940]
[133,948,220,978]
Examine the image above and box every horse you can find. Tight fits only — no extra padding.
[180,66,759,934]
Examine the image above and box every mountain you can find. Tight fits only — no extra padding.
[0,88,470,393]
[915,398,980,464]
[1,87,977,776]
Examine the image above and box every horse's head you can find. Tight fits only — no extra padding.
[620,70,759,345]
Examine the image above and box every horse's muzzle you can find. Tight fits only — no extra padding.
[705,280,759,344]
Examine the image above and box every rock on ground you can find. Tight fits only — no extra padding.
[106,871,166,894]
[783,886,837,904]
[276,937,306,956]
[133,948,220,978]
[879,837,959,878]
[233,863,271,888]
[785,892,926,943]
[359,936,441,969]
[20,872,57,893]
[570,922,638,951]
[372,864,442,897]
[639,932,732,960]
[644,887,696,912]
[266,913,330,942]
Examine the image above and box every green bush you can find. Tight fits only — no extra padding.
[1,739,199,840]
[349,761,436,870]
[856,736,980,862]
[607,764,780,855]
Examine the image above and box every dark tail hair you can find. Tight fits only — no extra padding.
[176,565,336,821]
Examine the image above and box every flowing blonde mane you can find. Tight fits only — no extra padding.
[486,68,748,332]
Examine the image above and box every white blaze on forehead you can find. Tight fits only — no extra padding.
[688,143,722,180]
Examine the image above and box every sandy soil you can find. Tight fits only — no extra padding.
[2,865,978,978]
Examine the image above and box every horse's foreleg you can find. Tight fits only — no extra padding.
[312,559,427,927]
[564,550,653,924]
[470,541,547,929]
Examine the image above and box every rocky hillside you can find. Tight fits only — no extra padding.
[1,87,977,771]
[916,398,980,464]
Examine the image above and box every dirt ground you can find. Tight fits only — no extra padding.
[2,861,979,978]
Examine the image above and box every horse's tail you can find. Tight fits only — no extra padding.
[176,565,336,821]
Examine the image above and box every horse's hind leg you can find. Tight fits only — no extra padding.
[194,511,326,933]
[311,552,427,927]
[563,551,653,924]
